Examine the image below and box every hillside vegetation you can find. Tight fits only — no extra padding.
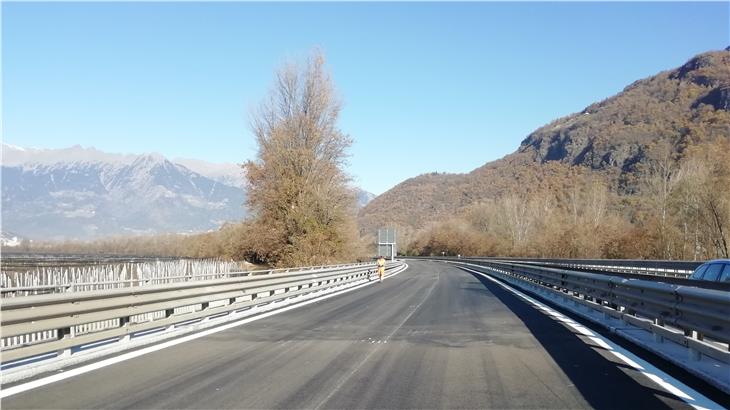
[360,48,730,260]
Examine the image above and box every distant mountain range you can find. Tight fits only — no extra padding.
[1,144,376,241]
[1,145,246,240]
[359,48,730,238]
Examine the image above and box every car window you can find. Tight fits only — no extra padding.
[719,264,730,283]
[691,264,709,279]
[702,264,723,281]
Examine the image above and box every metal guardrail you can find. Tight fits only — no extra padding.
[408,256,701,278]
[435,258,729,362]
[406,258,730,292]
[477,258,701,278]
[0,261,403,365]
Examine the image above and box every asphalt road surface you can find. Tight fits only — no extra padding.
[2,261,703,409]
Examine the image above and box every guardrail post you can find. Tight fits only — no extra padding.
[165,308,175,331]
[198,302,211,322]
[57,327,72,358]
[120,316,131,342]
[689,347,702,361]
[684,330,704,361]
[573,297,582,309]
[621,309,635,326]
[653,318,664,343]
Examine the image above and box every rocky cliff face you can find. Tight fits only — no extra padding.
[516,49,730,175]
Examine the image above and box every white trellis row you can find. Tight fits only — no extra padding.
[0,259,241,297]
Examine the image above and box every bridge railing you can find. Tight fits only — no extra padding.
[436,258,729,363]
[0,261,403,366]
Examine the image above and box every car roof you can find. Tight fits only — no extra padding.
[702,259,730,264]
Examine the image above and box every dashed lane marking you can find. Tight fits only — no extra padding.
[312,269,439,410]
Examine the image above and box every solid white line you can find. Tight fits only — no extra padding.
[0,263,408,399]
[642,372,693,401]
[565,323,596,337]
[612,351,645,371]
[456,265,721,410]
[589,336,613,350]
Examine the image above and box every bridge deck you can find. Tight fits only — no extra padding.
[2,261,699,409]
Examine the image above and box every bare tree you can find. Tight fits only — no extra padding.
[641,139,682,258]
[673,157,707,259]
[586,180,609,229]
[500,193,535,250]
[672,142,730,259]
[244,50,357,266]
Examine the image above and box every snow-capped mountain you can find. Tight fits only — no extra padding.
[1,144,247,240]
[173,158,245,189]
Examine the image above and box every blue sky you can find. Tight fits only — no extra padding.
[3,2,728,194]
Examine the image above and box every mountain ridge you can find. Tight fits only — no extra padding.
[359,48,730,242]
[1,144,248,240]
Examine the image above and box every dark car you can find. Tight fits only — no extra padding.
[689,259,730,282]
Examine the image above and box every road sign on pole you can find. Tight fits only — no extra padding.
[377,228,397,261]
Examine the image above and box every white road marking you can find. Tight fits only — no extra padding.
[0,263,409,399]
[589,336,613,350]
[457,265,722,410]
[566,323,595,337]
[612,351,645,370]
[642,372,694,401]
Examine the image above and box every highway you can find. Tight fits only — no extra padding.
[1,260,715,409]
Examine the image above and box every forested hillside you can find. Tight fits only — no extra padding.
[359,48,730,260]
